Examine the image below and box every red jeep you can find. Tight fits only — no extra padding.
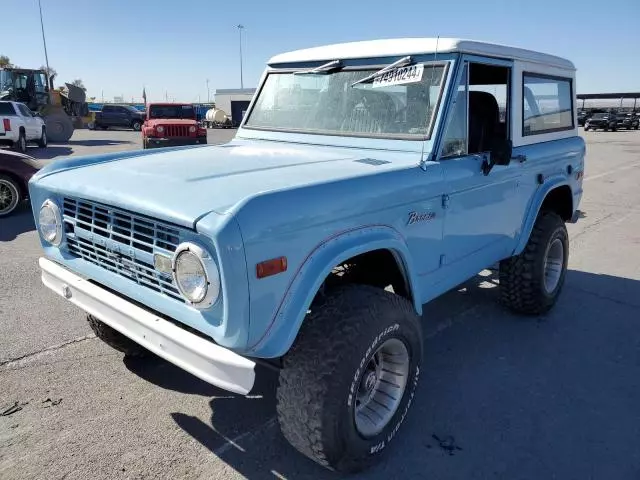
[142,103,207,149]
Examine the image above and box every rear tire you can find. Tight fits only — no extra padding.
[0,174,21,217]
[37,127,47,148]
[14,131,27,153]
[276,285,423,473]
[87,314,148,357]
[499,212,568,315]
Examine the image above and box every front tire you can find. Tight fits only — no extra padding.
[276,285,423,473]
[87,314,147,357]
[132,120,142,131]
[44,112,74,142]
[499,212,569,315]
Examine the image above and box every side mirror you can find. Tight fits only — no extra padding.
[482,138,512,175]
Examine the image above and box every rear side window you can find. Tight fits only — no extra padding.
[522,73,574,136]
[102,105,115,112]
[18,104,32,116]
[0,103,16,115]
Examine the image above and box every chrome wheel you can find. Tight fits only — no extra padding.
[543,238,564,293]
[354,337,409,437]
[0,178,19,216]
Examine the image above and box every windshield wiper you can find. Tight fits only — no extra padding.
[293,59,343,75]
[350,55,414,87]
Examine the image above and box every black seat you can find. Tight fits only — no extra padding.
[468,91,500,153]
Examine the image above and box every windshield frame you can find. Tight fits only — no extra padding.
[148,104,196,120]
[242,59,451,142]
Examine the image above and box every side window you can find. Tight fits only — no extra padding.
[18,104,32,117]
[34,73,47,94]
[441,64,468,158]
[103,105,114,113]
[441,62,510,158]
[522,73,573,135]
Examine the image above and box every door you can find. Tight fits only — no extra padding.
[230,100,250,126]
[17,103,38,140]
[439,60,523,273]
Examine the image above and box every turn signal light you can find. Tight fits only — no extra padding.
[3,119,10,131]
[256,256,287,279]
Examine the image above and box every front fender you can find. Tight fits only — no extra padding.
[513,176,572,255]
[248,225,421,358]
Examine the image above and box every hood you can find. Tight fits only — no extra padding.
[147,118,197,126]
[35,140,417,228]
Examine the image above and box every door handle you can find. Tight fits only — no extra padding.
[512,154,527,163]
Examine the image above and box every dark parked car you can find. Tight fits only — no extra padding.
[584,112,618,131]
[92,104,146,131]
[616,113,640,130]
[577,110,589,126]
[0,149,39,216]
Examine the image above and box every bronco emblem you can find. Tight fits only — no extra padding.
[407,211,435,225]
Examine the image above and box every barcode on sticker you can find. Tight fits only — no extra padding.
[372,64,424,88]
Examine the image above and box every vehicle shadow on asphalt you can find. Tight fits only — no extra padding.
[29,146,73,160]
[66,140,134,147]
[0,206,34,242]
[129,268,640,479]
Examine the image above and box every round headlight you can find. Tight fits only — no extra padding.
[39,200,62,246]
[189,125,197,133]
[173,242,220,307]
[156,125,165,133]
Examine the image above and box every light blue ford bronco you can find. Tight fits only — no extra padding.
[29,38,584,472]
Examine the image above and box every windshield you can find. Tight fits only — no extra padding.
[244,62,448,139]
[149,104,195,119]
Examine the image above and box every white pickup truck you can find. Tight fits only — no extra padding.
[0,101,47,153]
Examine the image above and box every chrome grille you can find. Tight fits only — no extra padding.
[63,198,179,253]
[62,198,183,302]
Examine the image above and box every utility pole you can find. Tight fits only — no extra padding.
[237,24,244,89]
[38,0,51,91]
[206,79,210,103]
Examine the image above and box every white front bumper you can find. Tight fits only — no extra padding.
[39,257,255,395]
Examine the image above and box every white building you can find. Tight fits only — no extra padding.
[214,88,256,126]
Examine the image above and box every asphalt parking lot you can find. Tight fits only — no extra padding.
[1,128,640,480]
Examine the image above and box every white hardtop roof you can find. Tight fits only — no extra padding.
[268,38,575,70]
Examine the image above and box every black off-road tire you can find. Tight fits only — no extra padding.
[276,285,423,473]
[87,314,147,357]
[499,212,569,315]
[44,112,73,142]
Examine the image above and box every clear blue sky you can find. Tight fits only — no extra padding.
[3,0,639,103]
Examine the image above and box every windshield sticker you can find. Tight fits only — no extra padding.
[372,64,424,88]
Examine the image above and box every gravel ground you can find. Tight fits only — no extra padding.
[1,128,640,480]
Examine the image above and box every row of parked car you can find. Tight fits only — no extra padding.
[578,110,640,131]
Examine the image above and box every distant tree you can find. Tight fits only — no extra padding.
[39,65,57,78]
[70,79,86,91]
[0,55,12,68]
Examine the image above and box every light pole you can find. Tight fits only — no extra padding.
[38,0,51,90]
[206,78,210,103]
[237,24,244,89]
